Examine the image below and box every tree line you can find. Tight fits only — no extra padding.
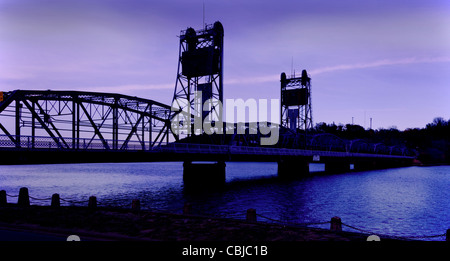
[313,117,450,164]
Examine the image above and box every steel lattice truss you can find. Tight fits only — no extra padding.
[171,22,224,139]
[0,90,176,150]
[280,71,313,132]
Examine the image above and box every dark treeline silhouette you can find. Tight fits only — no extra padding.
[314,117,450,165]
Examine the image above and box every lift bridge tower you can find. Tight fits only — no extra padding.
[280,70,312,131]
[171,21,224,137]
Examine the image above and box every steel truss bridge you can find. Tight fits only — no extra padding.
[0,89,414,154]
[0,90,175,151]
[0,89,414,175]
[0,90,414,187]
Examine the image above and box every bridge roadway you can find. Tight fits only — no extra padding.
[0,137,414,185]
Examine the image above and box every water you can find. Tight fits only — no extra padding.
[0,162,448,241]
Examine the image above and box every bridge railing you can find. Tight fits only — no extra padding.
[0,134,414,159]
[156,143,229,154]
[156,142,414,159]
[0,134,164,151]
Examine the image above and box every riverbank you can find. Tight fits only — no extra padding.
[0,204,399,241]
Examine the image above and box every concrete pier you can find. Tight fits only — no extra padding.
[352,160,377,172]
[278,159,309,179]
[325,162,350,174]
[183,161,226,188]
[353,158,413,172]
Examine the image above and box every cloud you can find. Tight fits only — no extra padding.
[223,56,450,87]
[309,56,450,76]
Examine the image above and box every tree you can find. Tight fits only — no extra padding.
[426,117,449,139]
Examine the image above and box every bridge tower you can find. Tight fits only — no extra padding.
[171,21,224,138]
[280,70,312,131]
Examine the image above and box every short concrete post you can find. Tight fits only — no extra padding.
[51,193,60,208]
[183,202,192,215]
[18,187,30,207]
[88,196,97,209]
[0,190,6,207]
[246,208,257,223]
[330,216,342,232]
[446,229,450,242]
[131,199,140,213]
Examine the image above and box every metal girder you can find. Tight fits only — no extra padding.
[0,90,176,150]
[78,102,110,150]
[21,99,63,148]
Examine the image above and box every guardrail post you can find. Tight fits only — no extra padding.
[246,208,257,223]
[18,187,30,207]
[0,190,6,206]
[330,216,342,232]
[183,202,192,215]
[132,199,140,213]
[51,193,60,208]
[88,196,97,209]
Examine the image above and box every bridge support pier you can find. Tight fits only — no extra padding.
[277,159,309,179]
[325,162,350,174]
[353,160,376,172]
[353,160,380,172]
[353,158,414,172]
[183,161,226,188]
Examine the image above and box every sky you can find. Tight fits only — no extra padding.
[0,0,449,130]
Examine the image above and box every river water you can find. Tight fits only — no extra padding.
[0,162,448,241]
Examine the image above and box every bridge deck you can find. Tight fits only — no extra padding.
[0,136,414,165]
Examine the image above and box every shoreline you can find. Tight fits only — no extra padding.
[0,204,407,242]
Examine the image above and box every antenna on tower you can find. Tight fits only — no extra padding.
[203,2,206,29]
[291,57,294,77]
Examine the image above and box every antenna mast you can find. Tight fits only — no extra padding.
[203,2,206,29]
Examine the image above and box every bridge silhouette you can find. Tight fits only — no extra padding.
[0,22,415,186]
[0,89,414,185]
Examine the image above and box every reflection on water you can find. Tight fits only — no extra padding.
[0,162,448,240]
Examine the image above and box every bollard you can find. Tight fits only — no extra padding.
[183,202,192,215]
[18,187,30,207]
[446,229,450,242]
[330,216,342,232]
[246,208,257,223]
[51,193,60,208]
[131,199,140,213]
[88,196,97,209]
[0,190,6,207]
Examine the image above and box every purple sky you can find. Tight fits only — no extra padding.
[1,0,449,130]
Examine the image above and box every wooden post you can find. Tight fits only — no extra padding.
[246,208,257,223]
[88,196,97,209]
[0,190,6,207]
[18,187,30,207]
[183,202,192,215]
[51,193,60,208]
[330,216,342,232]
[132,199,140,213]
